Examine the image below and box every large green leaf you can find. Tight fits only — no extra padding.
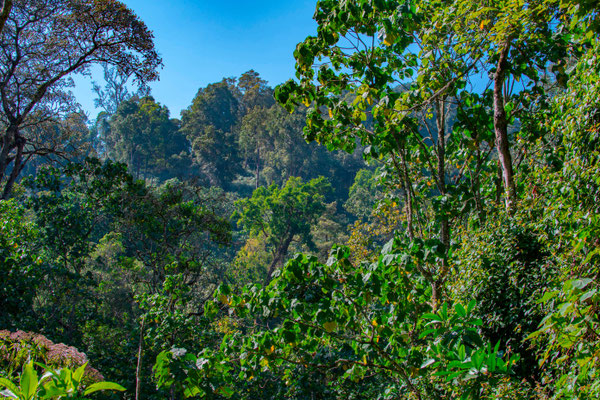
[0,378,19,398]
[83,382,126,396]
[20,362,39,400]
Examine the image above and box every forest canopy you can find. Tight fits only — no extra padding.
[1,0,600,399]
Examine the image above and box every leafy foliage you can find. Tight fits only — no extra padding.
[0,361,124,400]
[2,0,600,398]
[233,176,331,283]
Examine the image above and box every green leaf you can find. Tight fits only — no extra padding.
[572,278,593,290]
[580,289,597,302]
[83,382,126,395]
[454,303,467,317]
[0,378,19,398]
[538,291,558,304]
[421,313,442,321]
[458,345,466,361]
[418,328,438,339]
[466,300,476,314]
[21,362,39,400]
[72,362,88,387]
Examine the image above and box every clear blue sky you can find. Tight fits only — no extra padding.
[72,0,317,120]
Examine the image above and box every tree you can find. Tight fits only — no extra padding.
[17,111,95,181]
[162,244,521,400]
[181,80,242,187]
[343,168,383,221]
[238,106,271,189]
[422,0,570,212]
[0,0,161,199]
[181,2,595,397]
[274,0,472,303]
[0,199,41,328]
[274,0,574,304]
[237,69,275,112]
[256,104,363,196]
[24,158,234,396]
[103,96,191,180]
[92,65,138,116]
[233,176,331,283]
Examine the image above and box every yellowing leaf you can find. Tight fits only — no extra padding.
[382,31,397,46]
[323,321,337,332]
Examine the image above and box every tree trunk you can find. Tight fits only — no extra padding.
[265,234,294,284]
[432,100,449,308]
[255,145,260,189]
[135,317,146,400]
[493,40,517,214]
[1,135,26,199]
[473,149,486,224]
[435,100,449,250]
[0,0,12,35]
[395,149,414,240]
[0,125,17,185]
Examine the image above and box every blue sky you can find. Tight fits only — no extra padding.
[72,0,318,120]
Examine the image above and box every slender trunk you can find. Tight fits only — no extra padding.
[395,149,414,240]
[255,145,260,189]
[0,125,17,184]
[265,234,294,284]
[2,135,25,199]
[493,40,517,214]
[495,161,503,205]
[135,317,146,400]
[435,100,449,250]
[473,149,485,223]
[433,100,449,308]
[0,0,12,35]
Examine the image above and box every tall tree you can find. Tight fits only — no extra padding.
[233,176,331,283]
[275,0,472,303]
[238,106,271,189]
[0,0,161,199]
[180,79,242,187]
[237,69,275,112]
[92,65,136,115]
[422,0,570,212]
[103,96,191,180]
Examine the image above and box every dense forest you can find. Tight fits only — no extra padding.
[1,0,600,399]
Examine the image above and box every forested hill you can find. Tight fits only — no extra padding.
[1,0,600,399]
[90,70,365,199]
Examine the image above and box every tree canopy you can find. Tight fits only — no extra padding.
[0,0,161,198]
[2,1,600,399]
